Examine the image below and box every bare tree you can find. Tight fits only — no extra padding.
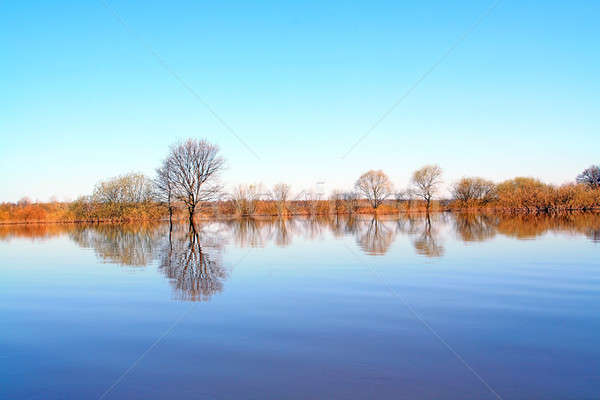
[155,159,175,225]
[164,139,225,226]
[271,183,291,216]
[577,165,600,189]
[411,165,443,213]
[354,170,393,210]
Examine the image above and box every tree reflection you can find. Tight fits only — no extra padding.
[356,217,396,255]
[396,213,445,258]
[271,217,295,247]
[159,224,228,302]
[227,217,267,248]
[453,213,497,242]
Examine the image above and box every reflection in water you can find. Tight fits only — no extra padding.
[227,218,267,248]
[2,212,599,300]
[272,217,294,247]
[453,213,498,242]
[159,225,228,302]
[395,214,446,258]
[0,223,74,242]
[69,223,163,266]
[356,217,396,256]
[413,216,445,258]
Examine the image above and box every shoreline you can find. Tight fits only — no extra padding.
[2,207,599,226]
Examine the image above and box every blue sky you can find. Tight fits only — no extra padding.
[1,0,598,202]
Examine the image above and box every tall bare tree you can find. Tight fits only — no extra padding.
[163,139,225,226]
[411,165,443,213]
[354,170,393,210]
[577,165,600,189]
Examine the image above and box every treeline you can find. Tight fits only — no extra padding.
[1,138,599,224]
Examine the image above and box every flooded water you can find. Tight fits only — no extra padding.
[1,213,599,399]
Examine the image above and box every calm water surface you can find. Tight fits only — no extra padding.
[1,213,599,399]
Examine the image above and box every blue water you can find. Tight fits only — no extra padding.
[1,214,599,399]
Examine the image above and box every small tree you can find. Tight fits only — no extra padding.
[451,177,497,206]
[92,172,154,219]
[93,172,153,204]
[271,183,291,216]
[354,170,393,210]
[577,165,600,189]
[411,165,443,213]
[155,159,175,225]
[330,190,345,214]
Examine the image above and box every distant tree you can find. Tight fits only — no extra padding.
[230,183,263,216]
[271,183,291,216]
[451,177,497,205]
[329,190,345,214]
[163,139,225,227]
[411,165,443,212]
[299,189,320,215]
[17,197,32,206]
[394,190,409,210]
[342,191,360,214]
[354,170,393,210]
[577,165,600,189]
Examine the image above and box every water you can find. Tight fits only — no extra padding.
[1,213,599,399]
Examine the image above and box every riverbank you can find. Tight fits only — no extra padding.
[1,204,599,226]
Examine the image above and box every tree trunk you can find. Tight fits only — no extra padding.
[188,204,196,228]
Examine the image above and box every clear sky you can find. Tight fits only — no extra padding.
[1,0,598,202]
